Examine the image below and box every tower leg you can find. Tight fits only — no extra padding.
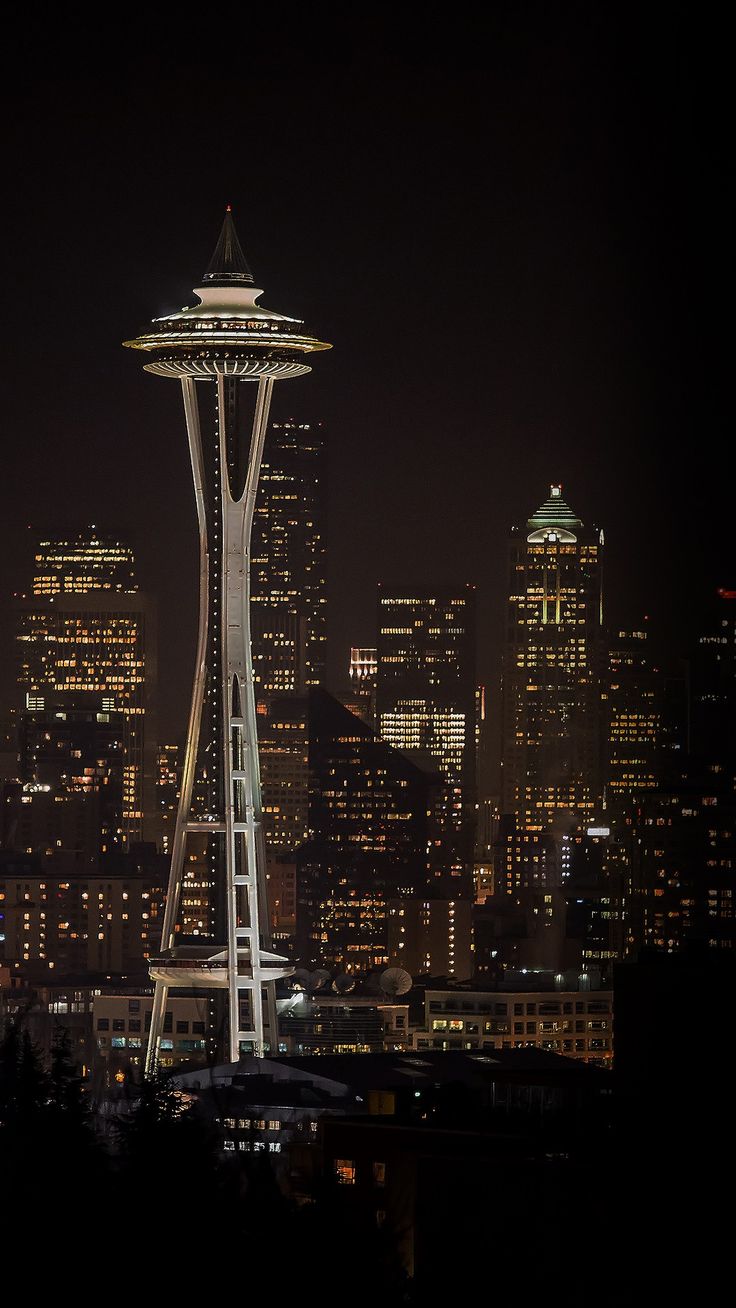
[145,376,209,1077]
[266,983,279,1054]
[144,982,169,1077]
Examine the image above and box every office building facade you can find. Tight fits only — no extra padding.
[377,584,477,888]
[15,530,157,848]
[297,689,433,973]
[251,419,327,700]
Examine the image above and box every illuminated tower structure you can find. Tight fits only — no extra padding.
[124,209,330,1069]
[499,485,604,891]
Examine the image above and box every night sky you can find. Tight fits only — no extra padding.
[1,8,730,737]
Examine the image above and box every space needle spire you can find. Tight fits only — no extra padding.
[124,209,331,1072]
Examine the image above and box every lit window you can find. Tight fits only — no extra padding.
[335,1159,356,1185]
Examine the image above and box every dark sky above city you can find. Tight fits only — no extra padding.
[0,7,730,736]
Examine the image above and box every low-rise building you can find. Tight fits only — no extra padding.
[92,989,210,1076]
[0,850,166,973]
[411,986,613,1065]
[278,993,410,1054]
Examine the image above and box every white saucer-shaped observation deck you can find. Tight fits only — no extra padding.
[123,208,330,379]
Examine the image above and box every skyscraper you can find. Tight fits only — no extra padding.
[604,625,686,825]
[0,849,165,974]
[346,647,378,726]
[156,743,181,856]
[251,418,327,700]
[622,592,736,958]
[30,532,136,596]
[690,588,736,767]
[624,764,736,955]
[17,700,126,868]
[296,688,433,973]
[15,529,157,848]
[258,694,310,938]
[376,585,477,887]
[500,485,604,889]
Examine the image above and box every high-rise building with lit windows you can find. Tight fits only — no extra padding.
[251,419,327,700]
[624,763,736,955]
[156,743,181,855]
[258,695,310,937]
[376,585,476,888]
[0,849,166,973]
[16,700,127,867]
[31,531,136,596]
[690,588,736,768]
[334,648,377,727]
[297,688,433,973]
[258,696,310,857]
[15,530,157,847]
[604,626,686,823]
[500,485,604,889]
[606,629,662,814]
[622,592,736,958]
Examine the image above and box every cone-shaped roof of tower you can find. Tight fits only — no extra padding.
[202,206,255,286]
[527,484,583,530]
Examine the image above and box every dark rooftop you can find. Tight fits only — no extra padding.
[269,1048,611,1091]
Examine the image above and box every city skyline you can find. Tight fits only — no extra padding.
[0,14,730,1297]
[0,8,729,746]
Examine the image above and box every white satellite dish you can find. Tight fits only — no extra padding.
[332,974,356,994]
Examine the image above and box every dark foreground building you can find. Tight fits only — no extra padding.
[170,1047,614,1297]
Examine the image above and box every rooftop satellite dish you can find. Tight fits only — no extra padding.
[332,974,356,995]
[309,969,332,992]
[380,967,412,997]
[291,968,312,991]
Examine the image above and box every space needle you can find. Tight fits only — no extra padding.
[124,209,330,1072]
